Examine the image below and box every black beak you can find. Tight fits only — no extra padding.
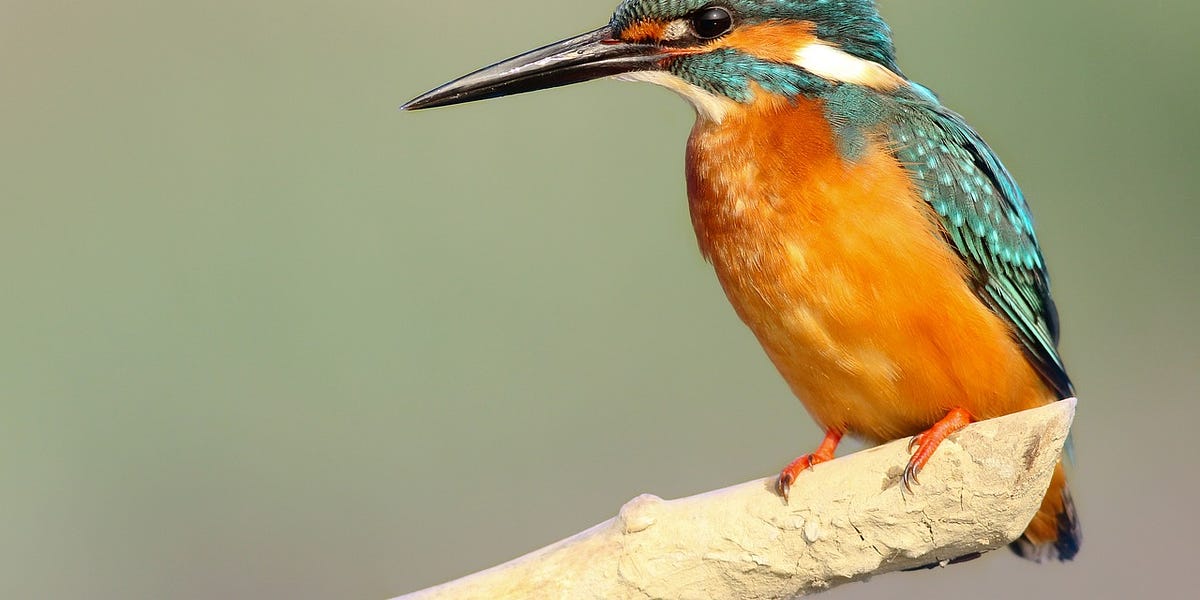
[401,25,662,110]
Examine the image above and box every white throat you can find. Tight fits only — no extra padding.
[613,71,739,123]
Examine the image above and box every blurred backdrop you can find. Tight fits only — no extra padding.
[3,1,1197,598]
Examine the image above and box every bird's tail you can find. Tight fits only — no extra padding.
[1010,460,1081,562]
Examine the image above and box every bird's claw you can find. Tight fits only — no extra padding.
[902,458,921,493]
[776,472,795,503]
[776,453,815,504]
[902,434,924,492]
[775,429,844,505]
[900,407,972,494]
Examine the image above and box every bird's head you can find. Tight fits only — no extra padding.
[403,1,908,121]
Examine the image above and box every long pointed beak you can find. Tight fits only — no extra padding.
[401,26,662,110]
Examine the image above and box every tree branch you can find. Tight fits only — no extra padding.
[395,399,1076,599]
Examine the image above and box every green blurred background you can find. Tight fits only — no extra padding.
[3,1,1197,598]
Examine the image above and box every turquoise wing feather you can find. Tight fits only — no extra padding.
[885,96,1073,397]
[818,85,1072,397]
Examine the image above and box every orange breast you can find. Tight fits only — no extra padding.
[686,95,1056,442]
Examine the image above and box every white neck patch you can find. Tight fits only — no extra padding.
[792,43,905,90]
[613,71,739,123]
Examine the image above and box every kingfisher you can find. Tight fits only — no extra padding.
[403,0,1080,562]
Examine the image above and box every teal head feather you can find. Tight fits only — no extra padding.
[608,1,902,103]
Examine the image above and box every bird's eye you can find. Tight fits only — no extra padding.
[690,6,733,40]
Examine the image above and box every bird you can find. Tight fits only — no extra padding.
[403,0,1080,562]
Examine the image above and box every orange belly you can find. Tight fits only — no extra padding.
[686,96,1057,443]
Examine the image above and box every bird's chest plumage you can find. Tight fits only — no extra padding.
[685,99,1048,441]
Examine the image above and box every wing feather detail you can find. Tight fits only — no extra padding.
[882,96,1073,397]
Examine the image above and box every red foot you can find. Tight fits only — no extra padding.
[903,407,973,492]
[776,429,843,503]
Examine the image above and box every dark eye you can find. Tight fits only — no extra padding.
[691,6,733,40]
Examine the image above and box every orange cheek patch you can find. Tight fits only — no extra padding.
[715,21,818,63]
[619,20,667,43]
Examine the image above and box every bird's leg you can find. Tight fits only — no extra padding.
[903,406,973,492]
[776,428,843,503]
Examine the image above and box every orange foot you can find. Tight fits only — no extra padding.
[903,407,973,492]
[776,429,843,503]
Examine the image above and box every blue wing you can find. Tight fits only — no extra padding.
[888,100,1073,397]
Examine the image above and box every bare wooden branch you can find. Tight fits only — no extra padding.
[395,399,1076,599]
